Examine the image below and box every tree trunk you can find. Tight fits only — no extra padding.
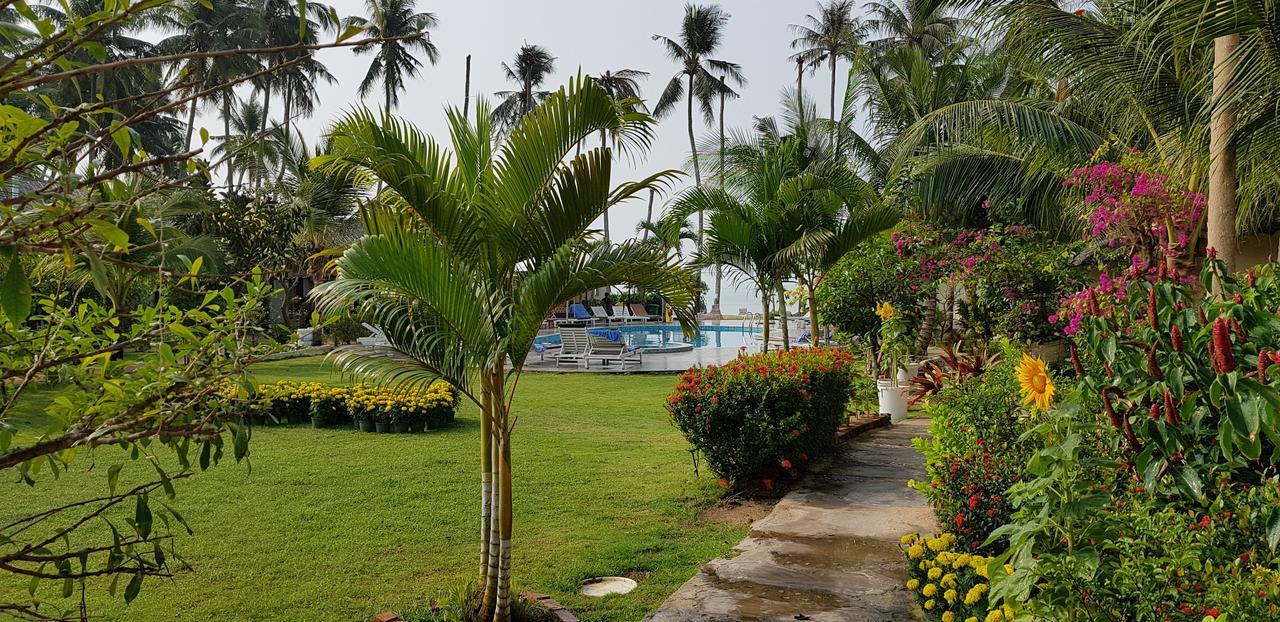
[600,129,609,241]
[806,281,820,346]
[777,284,790,351]
[796,57,804,105]
[491,365,514,622]
[686,72,703,231]
[464,54,472,121]
[185,93,199,151]
[477,372,495,618]
[714,79,725,311]
[915,287,936,354]
[642,189,655,242]
[761,290,771,354]
[829,55,837,150]
[262,81,272,134]
[1208,33,1239,272]
[223,92,233,192]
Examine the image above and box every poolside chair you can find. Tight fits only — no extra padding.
[629,303,659,322]
[559,303,601,325]
[356,323,391,347]
[586,331,643,368]
[554,326,591,367]
[612,305,647,323]
[590,305,617,324]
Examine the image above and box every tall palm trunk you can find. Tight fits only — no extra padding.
[478,372,495,618]
[262,80,272,134]
[185,93,199,151]
[915,287,936,354]
[223,92,234,192]
[777,283,790,350]
[760,289,771,353]
[600,129,610,241]
[796,57,804,104]
[1208,34,1239,272]
[828,55,837,150]
[464,54,472,120]
[642,189,655,242]
[686,72,703,231]
[490,364,514,622]
[805,279,819,346]
[714,79,726,312]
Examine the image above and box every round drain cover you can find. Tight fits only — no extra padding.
[579,576,638,597]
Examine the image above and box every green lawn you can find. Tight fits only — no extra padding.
[1,358,744,621]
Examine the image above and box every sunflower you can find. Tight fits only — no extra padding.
[1016,353,1055,411]
[875,300,896,322]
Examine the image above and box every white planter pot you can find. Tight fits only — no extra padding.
[896,361,921,384]
[877,379,908,422]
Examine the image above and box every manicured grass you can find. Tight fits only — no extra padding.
[1,358,744,621]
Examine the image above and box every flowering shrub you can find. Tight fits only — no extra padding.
[348,382,457,427]
[913,351,1031,552]
[816,234,921,341]
[901,532,1008,622]
[1063,150,1204,269]
[251,380,456,429]
[666,348,858,485]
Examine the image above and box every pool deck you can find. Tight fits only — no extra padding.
[524,345,745,373]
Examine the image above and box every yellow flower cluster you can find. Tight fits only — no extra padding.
[875,300,896,321]
[257,380,349,403]
[900,533,1013,622]
[347,381,454,414]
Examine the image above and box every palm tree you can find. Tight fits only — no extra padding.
[863,0,963,57]
[789,0,863,143]
[310,77,697,622]
[254,0,337,144]
[592,67,648,239]
[653,3,745,198]
[214,99,288,190]
[345,0,439,117]
[491,44,556,138]
[156,0,262,186]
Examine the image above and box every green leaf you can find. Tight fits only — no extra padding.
[297,0,307,38]
[1174,466,1205,502]
[199,127,209,145]
[168,322,199,343]
[124,570,143,604]
[87,219,130,249]
[0,247,32,325]
[134,495,152,539]
[109,123,131,160]
[107,464,122,495]
[336,23,363,43]
[1267,512,1280,553]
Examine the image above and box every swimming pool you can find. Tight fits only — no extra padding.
[535,323,762,351]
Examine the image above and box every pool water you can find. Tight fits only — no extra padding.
[535,323,762,350]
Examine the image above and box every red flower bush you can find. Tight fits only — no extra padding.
[666,348,857,485]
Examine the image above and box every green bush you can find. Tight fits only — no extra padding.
[816,233,920,341]
[327,314,369,345]
[666,348,858,485]
[913,350,1032,552]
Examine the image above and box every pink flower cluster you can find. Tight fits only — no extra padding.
[1064,156,1205,265]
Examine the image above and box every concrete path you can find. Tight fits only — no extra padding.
[648,418,935,622]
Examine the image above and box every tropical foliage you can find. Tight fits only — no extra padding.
[310,76,699,622]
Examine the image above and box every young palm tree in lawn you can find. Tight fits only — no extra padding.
[593,67,649,239]
[310,76,698,622]
[346,0,439,117]
[491,44,556,139]
[789,0,863,145]
[652,3,745,197]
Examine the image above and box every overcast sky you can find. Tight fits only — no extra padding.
[271,0,868,311]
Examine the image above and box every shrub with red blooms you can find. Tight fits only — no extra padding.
[922,441,1023,553]
[666,347,857,485]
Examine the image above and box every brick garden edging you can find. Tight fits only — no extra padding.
[836,412,890,442]
[523,592,580,622]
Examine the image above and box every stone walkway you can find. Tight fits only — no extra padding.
[648,418,935,622]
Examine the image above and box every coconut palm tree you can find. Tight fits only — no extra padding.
[254,0,337,142]
[491,44,556,139]
[345,0,439,117]
[592,67,648,239]
[310,76,697,622]
[863,0,963,58]
[789,0,863,143]
[653,3,745,197]
[214,99,290,190]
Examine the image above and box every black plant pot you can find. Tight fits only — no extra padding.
[374,421,390,434]
[311,415,326,429]
[409,419,426,433]
[392,421,411,434]
[358,419,375,433]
